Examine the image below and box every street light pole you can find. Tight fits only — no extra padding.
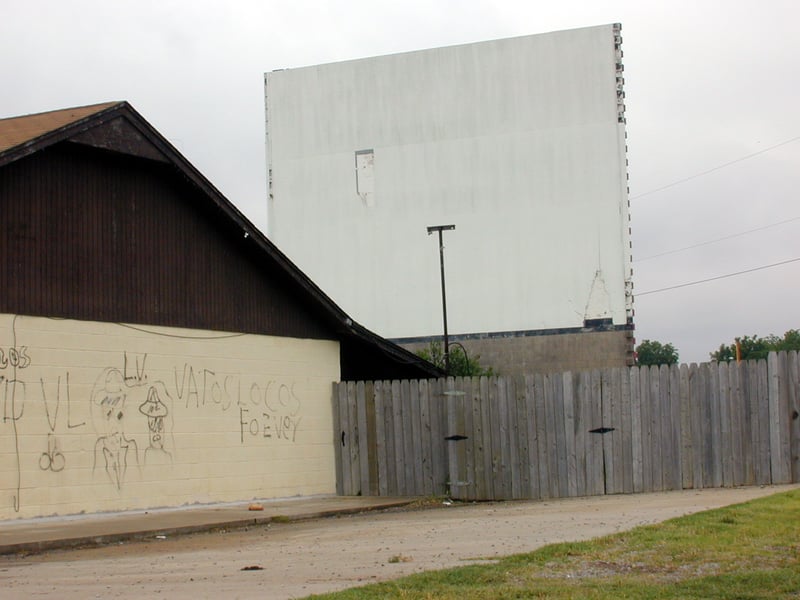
[427,224,456,374]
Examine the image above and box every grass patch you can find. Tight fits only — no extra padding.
[306,489,800,599]
[270,515,292,523]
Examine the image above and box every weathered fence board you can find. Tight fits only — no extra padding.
[430,378,447,496]
[552,373,568,498]
[524,375,541,500]
[709,364,723,488]
[418,379,432,496]
[655,365,668,491]
[498,377,513,499]
[587,370,605,496]
[600,369,615,495]
[335,353,800,501]
[728,363,752,485]
[472,377,487,500]
[563,373,577,497]
[620,368,633,494]
[790,351,800,482]
[649,365,663,491]
[573,372,588,496]
[507,377,523,499]
[755,360,771,485]
[769,353,790,483]
[630,367,643,493]
[688,364,703,489]
[388,380,401,494]
[374,381,387,495]
[719,361,733,487]
[638,366,652,492]
[479,376,494,499]
[462,377,477,501]
[488,376,504,498]
[696,365,708,488]
[679,364,693,489]
[668,364,682,490]
[333,382,345,496]
[356,381,370,495]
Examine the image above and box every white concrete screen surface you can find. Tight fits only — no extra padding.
[265,24,633,341]
[0,314,339,520]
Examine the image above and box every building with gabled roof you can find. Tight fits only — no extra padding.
[0,101,438,381]
[0,101,438,519]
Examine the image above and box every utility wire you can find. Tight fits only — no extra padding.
[116,322,248,339]
[636,257,800,297]
[630,135,800,201]
[635,216,800,262]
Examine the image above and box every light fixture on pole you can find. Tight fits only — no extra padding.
[427,224,456,374]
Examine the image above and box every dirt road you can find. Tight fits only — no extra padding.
[1,485,796,599]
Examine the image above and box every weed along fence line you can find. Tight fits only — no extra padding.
[332,351,800,501]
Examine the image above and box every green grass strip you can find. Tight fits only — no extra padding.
[307,489,800,599]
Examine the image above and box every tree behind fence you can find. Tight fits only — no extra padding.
[333,351,799,500]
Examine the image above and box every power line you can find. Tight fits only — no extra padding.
[635,216,800,262]
[636,256,800,297]
[630,135,800,201]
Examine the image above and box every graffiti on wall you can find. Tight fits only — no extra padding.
[91,367,142,488]
[1,316,38,512]
[39,433,65,472]
[2,354,88,509]
[239,381,302,443]
[172,360,303,443]
[139,385,171,463]
[2,317,310,514]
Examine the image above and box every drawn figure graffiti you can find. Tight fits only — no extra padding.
[91,368,138,489]
[139,384,172,463]
[39,432,65,472]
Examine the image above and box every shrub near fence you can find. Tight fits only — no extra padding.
[333,352,800,501]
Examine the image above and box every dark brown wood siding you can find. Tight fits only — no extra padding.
[0,142,335,339]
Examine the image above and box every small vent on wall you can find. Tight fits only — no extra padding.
[355,149,375,207]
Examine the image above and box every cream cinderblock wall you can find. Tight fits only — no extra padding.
[0,313,340,520]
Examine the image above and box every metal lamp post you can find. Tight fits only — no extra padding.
[427,224,455,374]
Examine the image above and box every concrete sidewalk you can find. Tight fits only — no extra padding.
[0,496,415,556]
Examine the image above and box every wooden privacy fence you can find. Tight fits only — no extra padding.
[333,352,800,501]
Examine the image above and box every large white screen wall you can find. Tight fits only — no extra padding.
[265,24,633,342]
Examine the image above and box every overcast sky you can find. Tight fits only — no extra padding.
[2,0,798,364]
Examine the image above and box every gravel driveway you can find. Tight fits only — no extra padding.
[1,485,796,599]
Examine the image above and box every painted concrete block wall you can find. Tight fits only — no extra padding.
[401,329,634,376]
[265,24,632,341]
[0,313,339,520]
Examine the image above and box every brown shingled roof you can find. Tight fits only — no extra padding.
[0,101,122,154]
